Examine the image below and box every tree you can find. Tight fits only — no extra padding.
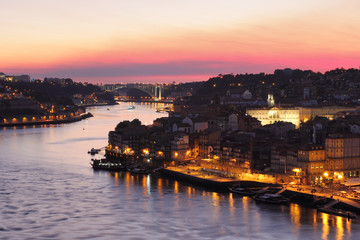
[115,118,142,131]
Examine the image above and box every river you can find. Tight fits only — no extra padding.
[0,103,359,240]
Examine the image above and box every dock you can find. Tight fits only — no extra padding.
[160,166,282,190]
[160,167,240,190]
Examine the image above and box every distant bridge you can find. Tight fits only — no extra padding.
[104,83,162,100]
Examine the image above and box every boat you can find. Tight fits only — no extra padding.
[88,148,100,155]
[128,106,135,110]
[252,193,290,205]
[317,207,357,219]
[126,166,150,174]
[90,159,126,171]
[152,167,164,173]
[229,186,271,196]
[156,108,165,113]
[228,187,263,196]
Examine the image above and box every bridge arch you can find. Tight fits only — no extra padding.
[112,84,162,100]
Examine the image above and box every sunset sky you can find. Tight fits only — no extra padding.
[1,0,360,83]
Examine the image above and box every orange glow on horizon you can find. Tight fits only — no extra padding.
[2,0,360,83]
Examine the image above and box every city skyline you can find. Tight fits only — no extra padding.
[2,0,360,83]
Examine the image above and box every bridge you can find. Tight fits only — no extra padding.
[103,83,163,100]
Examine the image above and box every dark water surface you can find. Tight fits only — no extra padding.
[1,103,359,240]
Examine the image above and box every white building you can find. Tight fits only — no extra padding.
[246,107,301,128]
[182,116,208,133]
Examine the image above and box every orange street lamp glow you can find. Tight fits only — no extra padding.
[323,172,329,177]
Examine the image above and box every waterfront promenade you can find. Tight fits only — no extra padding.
[166,166,238,183]
[0,112,92,127]
[163,165,360,215]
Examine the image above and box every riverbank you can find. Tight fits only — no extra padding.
[160,167,240,190]
[78,102,118,107]
[90,157,360,217]
[159,166,360,217]
[0,112,93,127]
[161,166,282,189]
[118,99,173,104]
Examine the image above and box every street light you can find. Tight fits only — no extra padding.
[142,149,149,156]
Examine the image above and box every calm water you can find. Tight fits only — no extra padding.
[0,103,359,240]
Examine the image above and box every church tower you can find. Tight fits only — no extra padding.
[267,94,275,108]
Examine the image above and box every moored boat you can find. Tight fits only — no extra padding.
[252,193,289,205]
[126,166,151,174]
[91,159,126,171]
[88,148,100,155]
[229,186,271,196]
[228,187,262,196]
[317,207,357,219]
[128,106,135,110]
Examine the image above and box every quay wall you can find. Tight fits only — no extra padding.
[160,168,360,214]
[117,100,172,104]
[281,189,360,214]
[0,112,93,127]
[160,168,239,190]
[160,168,282,190]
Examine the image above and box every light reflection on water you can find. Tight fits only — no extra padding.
[0,103,359,239]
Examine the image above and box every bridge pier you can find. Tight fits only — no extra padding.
[155,84,162,101]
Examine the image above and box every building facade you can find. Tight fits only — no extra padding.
[246,106,359,129]
[247,107,301,128]
[298,145,325,184]
[325,133,360,179]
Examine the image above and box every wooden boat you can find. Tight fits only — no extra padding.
[252,193,289,205]
[229,186,271,196]
[228,187,263,196]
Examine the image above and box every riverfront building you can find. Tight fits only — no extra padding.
[325,133,360,179]
[297,145,326,184]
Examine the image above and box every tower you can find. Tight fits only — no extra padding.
[304,87,310,100]
[267,94,275,108]
[154,84,162,101]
